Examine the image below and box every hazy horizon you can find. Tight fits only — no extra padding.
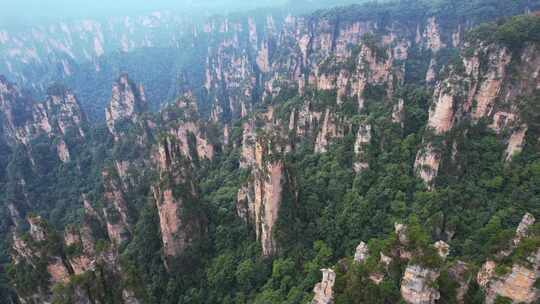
[0,0,375,28]
[0,0,290,27]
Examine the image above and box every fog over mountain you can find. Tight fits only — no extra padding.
[0,0,378,27]
[0,0,287,27]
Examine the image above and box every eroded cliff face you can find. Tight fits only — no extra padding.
[415,41,540,186]
[231,12,465,251]
[11,217,71,303]
[414,143,441,187]
[258,159,285,256]
[101,169,132,245]
[205,36,258,122]
[237,133,287,256]
[199,7,477,126]
[10,205,141,304]
[150,107,206,263]
[312,268,336,304]
[0,3,532,117]
[400,265,441,304]
[480,260,540,304]
[160,95,215,162]
[477,213,540,304]
[152,188,183,258]
[64,226,95,275]
[210,10,523,212]
[315,109,345,153]
[0,77,86,165]
[354,122,371,172]
[105,74,147,140]
[151,169,203,265]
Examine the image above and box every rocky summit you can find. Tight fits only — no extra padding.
[0,0,539,303]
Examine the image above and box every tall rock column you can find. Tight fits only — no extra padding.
[353,123,371,172]
[312,269,336,304]
[101,169,132,245]
[151,132,204,266]
[237,134,286,256]
[105,74,147,140]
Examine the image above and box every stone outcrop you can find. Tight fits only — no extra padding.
[423,17,444,52]
[354,241,369,263]
[414,69,462,186]
[47,257,71,284]
[506,127,528,161]
[514,213,536,245]
[477,260,497,290]
[400,265,441,304]
[392,99,405,127]
[395,223,409,245]
[481,258,540,304]
[105,74,146,139]
[166,121,215,161]
[427,85,456,135]
[392,223,445,304]
[477,213,539,304]
[434,240,450,259]
[43,86,86,138]
[240,120,257,168]
[254,158,284,257]
[353,123,371,172]
[315,109,344,153]
[414,143,441,187]
[56,138,71,163]
[380,252,393,267]
[28,215,47,241]
[470,49,511,121]
[312,268,336,304]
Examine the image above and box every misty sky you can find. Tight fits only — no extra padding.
[0,0,373,28]
[0,0,289,27]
